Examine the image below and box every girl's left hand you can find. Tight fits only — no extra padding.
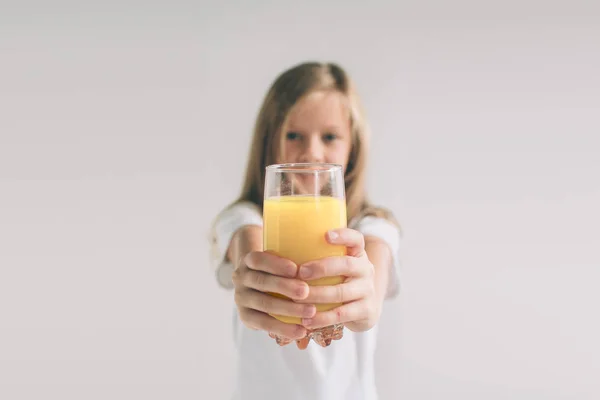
[296,228,381,333]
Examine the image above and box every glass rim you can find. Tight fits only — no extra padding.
[266,163,343,173]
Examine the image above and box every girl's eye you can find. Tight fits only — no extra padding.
[323,133,338,142]
[286,132,300,141]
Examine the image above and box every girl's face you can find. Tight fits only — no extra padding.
[279,90,352,169]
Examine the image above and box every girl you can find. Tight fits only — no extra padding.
[210,62,402,400]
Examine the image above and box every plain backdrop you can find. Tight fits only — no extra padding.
[1,1,599,399]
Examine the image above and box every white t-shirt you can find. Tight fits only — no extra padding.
[210,201,402,400]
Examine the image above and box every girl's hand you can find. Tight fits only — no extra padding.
[297,228,381,333]
[231,251,317,342]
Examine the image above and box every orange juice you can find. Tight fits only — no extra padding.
[263,195,347,324]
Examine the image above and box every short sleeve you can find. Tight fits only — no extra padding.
[210,202,263,289]
[352,216,402,299]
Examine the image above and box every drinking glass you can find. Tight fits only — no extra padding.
[263,163,347,347]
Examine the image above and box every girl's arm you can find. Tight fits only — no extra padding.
[364,236,393,322]
[226,225,263,269]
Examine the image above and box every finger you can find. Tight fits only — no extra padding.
[325,228,365,257]
[301,301,368,329]
[296,337,310,350]
[239,308,307,339]
[269,332,292,340]
[297,279,372,304]
[242,289,316,318]
[242,270,309,300]
[269,332,295,346]
[298,256,369,280]
[244,251,298,278]
[269,332,291,341]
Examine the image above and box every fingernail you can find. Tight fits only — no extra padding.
[328,231,339,241]
[299,266,312,279]
[304,306,316,318]
[302,318,312,327]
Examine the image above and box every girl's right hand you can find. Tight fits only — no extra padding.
[231,251,316,341]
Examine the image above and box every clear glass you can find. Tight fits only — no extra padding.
[263,163,347,347]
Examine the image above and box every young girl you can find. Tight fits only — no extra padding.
[210,62,402,400]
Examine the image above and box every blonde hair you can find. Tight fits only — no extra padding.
[234,61,397,225]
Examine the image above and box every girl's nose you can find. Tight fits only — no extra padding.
[299,135,324,163]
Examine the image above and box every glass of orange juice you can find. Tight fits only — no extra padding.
[264,163,347,347]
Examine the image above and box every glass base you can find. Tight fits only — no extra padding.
[269,324,344,348]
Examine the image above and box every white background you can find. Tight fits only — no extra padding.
[1,1,599,399]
